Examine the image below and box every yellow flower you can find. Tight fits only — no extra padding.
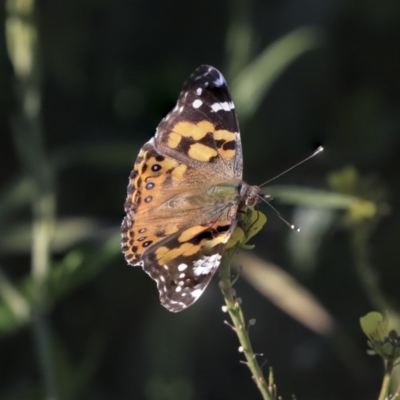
[360,312,400,360]
[227,207,267,250]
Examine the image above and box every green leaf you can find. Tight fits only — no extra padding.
[231,26,322,121]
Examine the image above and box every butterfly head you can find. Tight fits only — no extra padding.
[239,183,261,207]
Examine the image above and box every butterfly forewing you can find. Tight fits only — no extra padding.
[156,65,243,179]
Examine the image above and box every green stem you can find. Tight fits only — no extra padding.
[31,194,57,400]
[219,248,272,400]
[378,359,394,400]
[351,227,391,312]
[6,0,58,398]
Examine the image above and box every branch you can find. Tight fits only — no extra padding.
[219,246,272,400]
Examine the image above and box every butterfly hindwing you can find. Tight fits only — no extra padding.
[121,138,237,268]
[141,220,236,312]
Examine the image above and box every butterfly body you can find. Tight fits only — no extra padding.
[121,65,260,312]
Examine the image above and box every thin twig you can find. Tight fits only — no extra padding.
[351,227,392,312]
[378,359,394,400]
[219,247,272,400]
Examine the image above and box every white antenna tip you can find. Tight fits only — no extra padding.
[313,146,324,156]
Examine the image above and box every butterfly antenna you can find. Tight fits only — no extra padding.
[259,146,324,188]
[258,195,301,232]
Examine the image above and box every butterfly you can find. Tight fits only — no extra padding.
[121,65,262,312]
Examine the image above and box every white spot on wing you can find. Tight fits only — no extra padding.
[123,216,132,228]
[193,254,221,276]
[211,102,235,112]
[192,99,203,109]
[212,70,225,87]
[193,259,203,268]
[178,264,187,271]
[191,288,203,300]
[179,273,185,278]
[179,106,184,113]
[196,88,202,95]
[175,286,182,292]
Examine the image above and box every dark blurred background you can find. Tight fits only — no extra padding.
[1,0,400,399]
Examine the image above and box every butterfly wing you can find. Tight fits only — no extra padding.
[122,65,243,312]
[121,139,239,311]
[155,65,243,179]
[140,219,236,312]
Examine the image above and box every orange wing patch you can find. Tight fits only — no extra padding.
[188,143,218,162]
[122,142,189,265]
[167,120,237,162]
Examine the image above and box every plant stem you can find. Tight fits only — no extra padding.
[31,194,57,400]
[219,248,272,400]
[351,227,391,312]
[6,0,58,398]
[378,359,394,400]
